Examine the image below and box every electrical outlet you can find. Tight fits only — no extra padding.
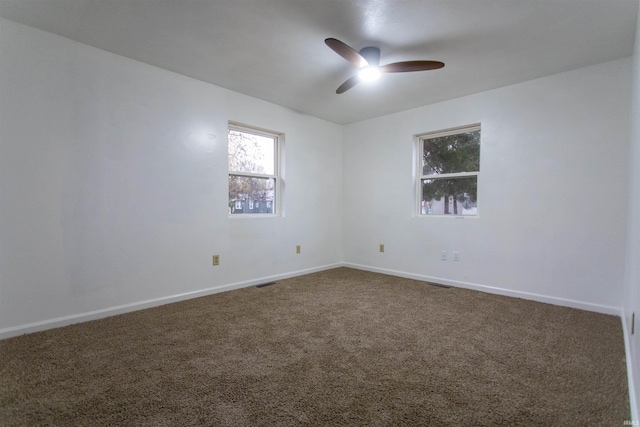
[441,251,447,261]
[212,255,220,266]
[453,251,460,262]
[296,245,301,254]
[379,244,385,253]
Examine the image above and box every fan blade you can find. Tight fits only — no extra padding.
[336,75,360,94]
[380,60,445,73]
[325,38,368,68]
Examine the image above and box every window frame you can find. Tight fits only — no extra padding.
[228,122,282,218]
[415,123,481,217]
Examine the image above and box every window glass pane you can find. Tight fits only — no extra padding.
[229,175,275,214]
[421,177,477,215]
[228,129,275,175]
[422,129,480,175]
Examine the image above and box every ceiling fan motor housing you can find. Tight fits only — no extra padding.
[359,46,381,67]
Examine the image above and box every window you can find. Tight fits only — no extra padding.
[417,124,480,216]
[228,123,281,216]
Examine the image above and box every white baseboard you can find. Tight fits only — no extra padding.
[343,263,623,316]
[622,309,639,423]
[0,262,343,340]
[0,261,624,333]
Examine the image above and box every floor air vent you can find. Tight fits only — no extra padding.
[256,282,277,288]
[426,282,451,289]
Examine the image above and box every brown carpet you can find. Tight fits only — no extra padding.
[0,267,630,426]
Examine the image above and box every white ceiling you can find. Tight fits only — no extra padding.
[0,0,637,124]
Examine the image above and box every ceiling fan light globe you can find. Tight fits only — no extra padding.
[359,66,381,83]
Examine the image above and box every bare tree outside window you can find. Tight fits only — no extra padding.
[228,125,280,215]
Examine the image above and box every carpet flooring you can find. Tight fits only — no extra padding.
[0,267,630,426]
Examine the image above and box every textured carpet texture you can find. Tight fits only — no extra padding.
[0,268,630,426]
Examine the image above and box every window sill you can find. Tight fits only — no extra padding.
[416,214,480,219]
[228,214,281,219]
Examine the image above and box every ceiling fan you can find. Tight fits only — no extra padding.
[325,38,445,94]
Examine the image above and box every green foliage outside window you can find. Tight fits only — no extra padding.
[421,127,480,215]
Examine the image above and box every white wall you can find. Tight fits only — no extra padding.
[343,57,631,313]
[0,18,343,336]
[623,6,640,421]
[0,14,634,345]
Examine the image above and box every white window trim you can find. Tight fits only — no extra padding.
[415,123,481,218]
[228,121,283,218]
